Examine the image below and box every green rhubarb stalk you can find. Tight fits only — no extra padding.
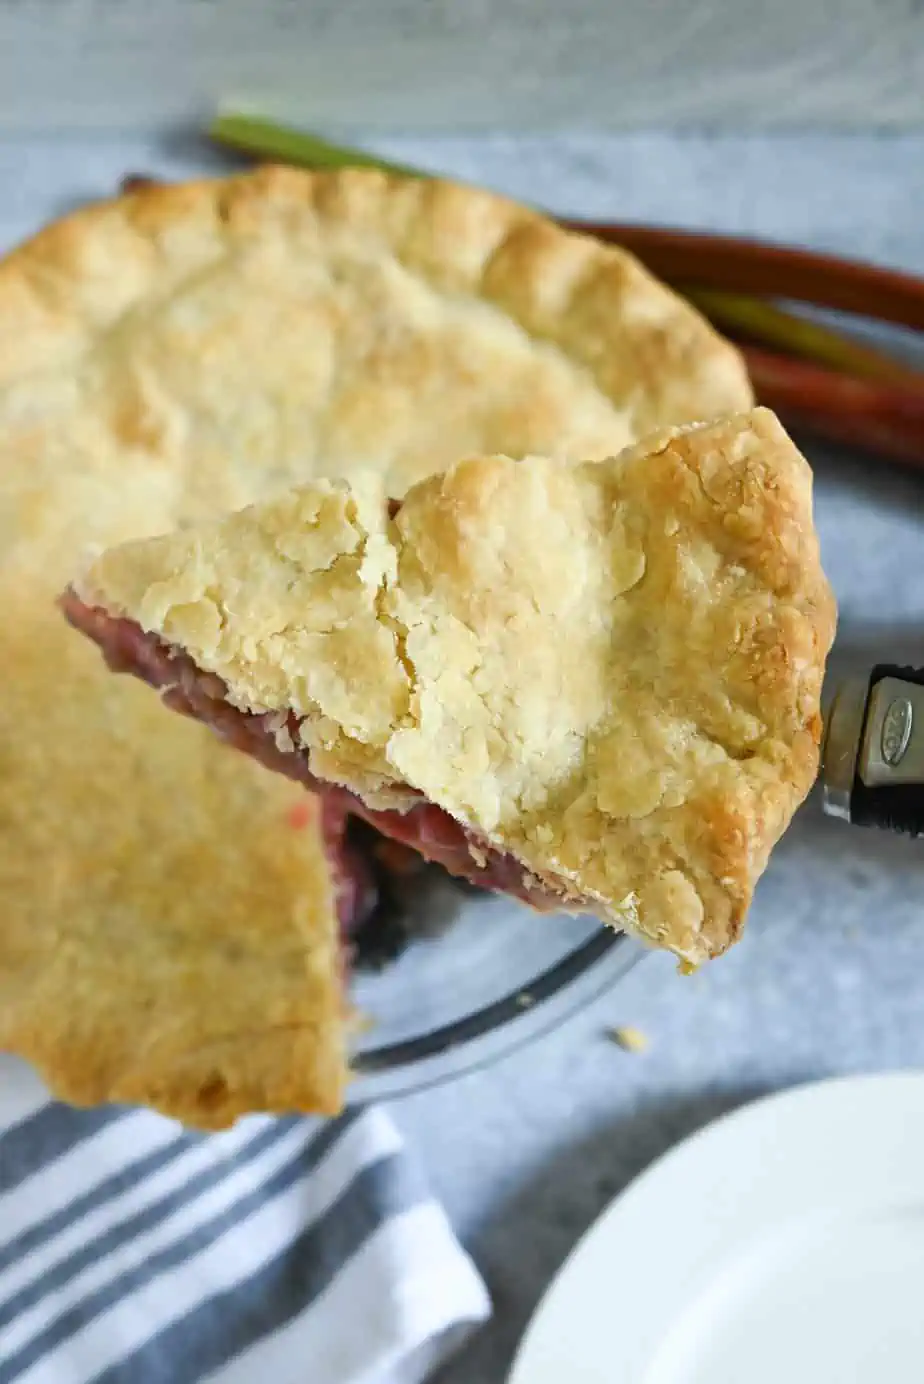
[209,113,423,179]
[685,287,917,386]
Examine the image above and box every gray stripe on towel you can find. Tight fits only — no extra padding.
[0,1132,196,1274]
[0,1110,362,1384]
[0,1104,127,1197]
[0,1121,289,1328]
[94,1147,429,1384]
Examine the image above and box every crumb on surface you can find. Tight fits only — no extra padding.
[606,1024,649,1053]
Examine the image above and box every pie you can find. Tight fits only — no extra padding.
[0,166,754,1124]
[64,409,836,970]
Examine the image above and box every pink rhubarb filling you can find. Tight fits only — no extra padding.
[61,594,565,914]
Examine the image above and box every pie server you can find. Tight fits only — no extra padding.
[822,665,924,833]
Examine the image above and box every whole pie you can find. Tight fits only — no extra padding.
[65,410,836,974]
[0,165,752,1125]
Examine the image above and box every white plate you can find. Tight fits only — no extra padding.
[509,1073,924,1384]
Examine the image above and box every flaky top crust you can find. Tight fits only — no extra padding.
[79,409,836,967]
[0,165,751,505]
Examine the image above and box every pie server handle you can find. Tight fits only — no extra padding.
[821,665,924,834]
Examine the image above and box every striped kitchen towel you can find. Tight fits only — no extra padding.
[0,1062,490,1384]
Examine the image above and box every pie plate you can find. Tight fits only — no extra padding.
[349,890,639,1101]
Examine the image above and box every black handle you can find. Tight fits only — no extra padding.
[850,663,924,837]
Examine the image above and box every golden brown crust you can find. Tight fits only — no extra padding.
[78,409,836,968]
[0,684,346,1128]
[0,165,751,497]
[0,166,751,1121]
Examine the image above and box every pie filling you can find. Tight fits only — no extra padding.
[61,594,577,922]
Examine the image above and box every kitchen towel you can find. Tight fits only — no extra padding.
[0,1064,490,1384]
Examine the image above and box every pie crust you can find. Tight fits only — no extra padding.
[0,167,752,1120]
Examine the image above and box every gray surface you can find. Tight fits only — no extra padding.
[3,131,924,1384]
[3,1,924,130]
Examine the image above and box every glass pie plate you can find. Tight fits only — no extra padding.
[347,872,641,1102]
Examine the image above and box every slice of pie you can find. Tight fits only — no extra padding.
[1,165,753,1124]
[64,409,836,969]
